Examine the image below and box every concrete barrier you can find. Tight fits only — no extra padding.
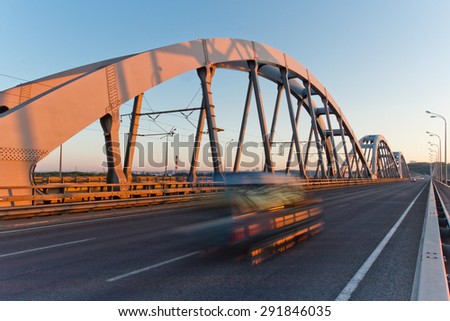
[412,180,449,300]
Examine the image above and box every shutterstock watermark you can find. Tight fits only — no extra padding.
[101,133,349,170]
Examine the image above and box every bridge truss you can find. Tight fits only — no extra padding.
[359,135,402,179]
[0,38,408,190]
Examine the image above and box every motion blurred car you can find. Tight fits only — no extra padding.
[176,173,323,264]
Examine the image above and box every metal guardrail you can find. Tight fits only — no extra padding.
[434,180,450,298]
[434,181,450,224]
[0,178,406,220]
[0,181,224,206]
[0,193,217,220]
[412,180,450,300]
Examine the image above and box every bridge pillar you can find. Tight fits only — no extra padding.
[197,66,224,181]
[100,113,127,185]
[0,160,36,206]
[123,93,143,182]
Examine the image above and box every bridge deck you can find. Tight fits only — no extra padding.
[0,180,436,300]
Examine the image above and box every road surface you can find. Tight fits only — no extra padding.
[0,180,428,300]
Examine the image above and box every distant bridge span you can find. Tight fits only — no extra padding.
[0,38,407,190]
[360,135,406,179]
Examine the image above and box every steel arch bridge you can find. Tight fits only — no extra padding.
[393,151,410,179]
[359,135,403,179]
[0,38,407,191]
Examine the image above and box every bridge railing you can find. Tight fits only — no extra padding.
[0,177,407,220]
[0,180,225,206]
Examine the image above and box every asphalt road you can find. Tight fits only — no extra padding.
[0,179,429,300]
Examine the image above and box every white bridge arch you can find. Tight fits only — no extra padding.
[0,38,406,192]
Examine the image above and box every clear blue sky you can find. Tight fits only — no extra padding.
[1,0,449,172]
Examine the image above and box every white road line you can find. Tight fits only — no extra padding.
[335,184,427,301]
[0,211,158,235]
[0,238,96,258]
[107,251,200,282]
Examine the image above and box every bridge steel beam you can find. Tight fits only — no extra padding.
[0,38,386,195]
[359,135,401,178]
[234,75,253,173]
[302,126,314,175]
[269,84,284,146]
[322,89,341,178]
[248,60,274,173]
[351,137,364,178]
[280,67,305,178]
[285,98,304,176]
[100,112,127,185]
[197,66,224,181]
[304,71,327,178]
[337,118,352,178]
[123,93,143,181]
[187,98,206,182]
[393,151,410,178]
[265,84,283,172]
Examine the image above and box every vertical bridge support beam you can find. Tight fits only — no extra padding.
[305,71,327,178]
[187,98,206,182]
[123,93,143,182]
[302,126,315,176]
[248,60,274,173]
[280,67,306,178]
[264,84,283,172]
[338,119,352,178]
[269,84,283,147]
[100,112,127,185]
[285,100,303,175]
[197,66,224,181]
[234,74,253,172]
[322,90,340,178]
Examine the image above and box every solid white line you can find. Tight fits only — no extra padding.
[107,251,200,282]
[335,184,427,301]
[0,210,162,236]
[0,238,96,258]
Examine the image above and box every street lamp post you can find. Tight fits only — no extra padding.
[224,139,234,171]
[429,148,439,180]
[429,153,435,177]
[137,127,176,178]
[163,128,176,178]
[426,110,447,184]
[428,142,441,181]
[427,130,442,182]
